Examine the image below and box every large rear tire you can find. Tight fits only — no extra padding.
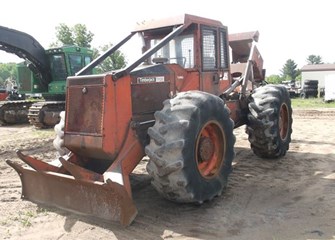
[145,91,235,203]
[247,84,293,158]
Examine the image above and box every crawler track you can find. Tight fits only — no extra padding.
[28,101,65,128]
[0,100,33,125]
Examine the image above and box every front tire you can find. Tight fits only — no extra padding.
[145,91,235,203]
[247,85,293,158]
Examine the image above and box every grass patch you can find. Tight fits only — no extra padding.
[291,98,335,108]
[10,208,48,227]
[13,210,35,227]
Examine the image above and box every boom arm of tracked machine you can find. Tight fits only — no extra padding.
[0,25,51,88]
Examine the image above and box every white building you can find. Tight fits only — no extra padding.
[301,64,335,90]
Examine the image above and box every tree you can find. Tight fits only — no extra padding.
[72,24,94,48]
[266,74,283,84]
[0,63,17,87]
[94,43,127,73]
[306,55,323,65]
[281,59,300,80]
[51,23,94,48]
[50,24,126,73]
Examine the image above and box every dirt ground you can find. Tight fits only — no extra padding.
[0,108,335,240]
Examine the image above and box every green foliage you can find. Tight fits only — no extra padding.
[54,24,74,46]
[13,210,34,227]
[281,59,300,80]
[0,63,17,87]
[94,43,127,73]
[92,47,100,59]
[51,23,94,48]
[295,72,302,81]
[306,54,323,65]
[50,23,127,74]
[72,24,94,48]
[266,74,283,84]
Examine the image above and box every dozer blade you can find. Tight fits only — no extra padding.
[6,160,138,226]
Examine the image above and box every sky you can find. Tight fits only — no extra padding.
[1,0,334,75]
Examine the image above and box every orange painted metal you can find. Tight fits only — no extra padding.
[279,103,289,140]
[6,73,143,226]
[102,124,145,198]
[168,65,200,93]
[58,157,104,182]
[16,150,63,172]
[6,14,264,226]
[196,121,224,178]
[225,100,244,127]
[64,74,134,161]
[229,31,264,81]
[6,159,137,226]
[0,92,8,101]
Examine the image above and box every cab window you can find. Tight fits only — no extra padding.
[50,54,67,80]
[201,27,217,71]
[151,34,195,68]
[69,54,83,75]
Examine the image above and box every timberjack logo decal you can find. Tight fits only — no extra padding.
[137,76,165,83]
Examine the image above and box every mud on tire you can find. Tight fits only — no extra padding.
[247,84,293,158]
[145,91,235,203]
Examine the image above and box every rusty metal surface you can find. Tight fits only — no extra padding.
[131,82,169,115]
[59,157,103,182]
[229,31,259,63]
[250,45,264,80]
[16,150,61,172]
[66,81,104,135]
[6,160,138,226]
[64,74,135,165]
[67,76,104,86]
[228,31,264,81]
[229,31,259,43]
[226,100,246,128]
[0,89,9,101]
[64,134,111,161]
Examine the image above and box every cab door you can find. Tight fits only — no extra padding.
[200,26,230,95]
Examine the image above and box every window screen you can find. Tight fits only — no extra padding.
[220,30,229,69]
[202,28,217,70]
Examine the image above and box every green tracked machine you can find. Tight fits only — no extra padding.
[0,25,93,128]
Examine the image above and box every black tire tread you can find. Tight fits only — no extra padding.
[247,85,293,158]
[145,91,235,203]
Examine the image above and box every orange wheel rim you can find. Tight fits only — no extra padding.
[196,121,225,178]
[279,103,289,140]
